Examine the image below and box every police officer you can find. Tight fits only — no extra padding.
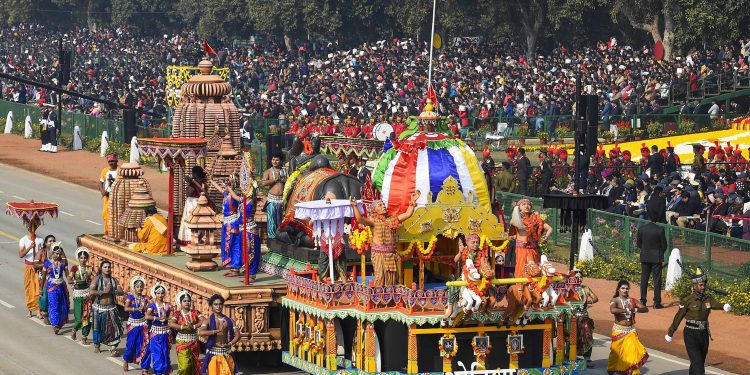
[665,268,732,375]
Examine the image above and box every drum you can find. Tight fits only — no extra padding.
[373,122,393,141]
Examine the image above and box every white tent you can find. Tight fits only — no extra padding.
[129,136,139,163]
[3,111,13,133]
[23,115,32,138]
[100,131,109,156]
[578,229,594,262]
[665,248,683,291]
[73,126,83,150]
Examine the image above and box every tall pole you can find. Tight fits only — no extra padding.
[427,0,437,89]
[57,37,63,140]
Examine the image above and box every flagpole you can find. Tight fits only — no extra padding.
[427,0,437,90]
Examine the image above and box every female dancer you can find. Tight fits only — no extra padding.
[122,276,149,372]
[178,166,210,248]
[211,177,243,277]
[69,247,94,343]
[607,280,649,375]
[35,234,57,323]
[145,284,172,375]
[42,243,69,334]
[169,291,202,375]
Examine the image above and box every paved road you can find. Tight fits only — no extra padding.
[0,163,734,374]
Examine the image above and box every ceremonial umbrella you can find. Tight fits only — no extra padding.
[137,137,207,255]
[372,131,490,216]
[6,201,59,241]
[295,199,361,283]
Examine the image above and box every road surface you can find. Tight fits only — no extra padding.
[0,163,734,374]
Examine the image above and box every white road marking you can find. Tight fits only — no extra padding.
[106,357,126,367]
[60,210,75,217]
[85,220,103,226]
[0,299,15,308]
[0,241,18,244]
[28,316,48,326]
[64,335,91,347]
[12,195,26,200]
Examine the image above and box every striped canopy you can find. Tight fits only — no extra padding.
[372,132,490,216]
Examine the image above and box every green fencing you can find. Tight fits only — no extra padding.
[587,209,750,281]
[495,191,750,281]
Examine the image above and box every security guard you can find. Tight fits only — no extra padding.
[665,268,731,375]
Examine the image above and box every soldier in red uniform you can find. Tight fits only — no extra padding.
[639,143,650,169]
[393,116,406,138]
[621,150,637,179]
[361,119,374,139]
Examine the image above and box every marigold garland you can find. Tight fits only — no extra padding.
[399,235,439,259]
[350,225,372,255]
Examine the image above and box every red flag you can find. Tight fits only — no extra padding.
[202,39,217,56]
[426,85,437,106]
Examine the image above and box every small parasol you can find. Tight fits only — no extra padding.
[6,201,59,241]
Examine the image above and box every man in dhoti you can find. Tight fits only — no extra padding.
[350,191,420,286]
[99,153,119,236]
[509,199,552,277]
[128,206,169,254]
[262,153,286,239]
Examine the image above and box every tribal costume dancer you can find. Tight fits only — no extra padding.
[199,294,240,375]
[89,260,124,354]
[262,153,286,239]
[573,269,599,369]
[665,268,732,375]
[509,199,552,277]
[211,179,243,277]
[123,276,150,372]
[169,291,202,375]
[70,247,94,343]
[607,280,649,375]
[42,243,69,335]
[144,284,172,375]
[17,219,43,318]
[350,191,420,286]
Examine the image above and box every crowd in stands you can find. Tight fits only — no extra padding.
[492,141,750,240]
[3,24,750,139]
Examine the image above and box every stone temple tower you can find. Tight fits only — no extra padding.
[169,59,241,227]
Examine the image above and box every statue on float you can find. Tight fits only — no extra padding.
[442,233,497,327]
[509,198,552,277]
[349,191,420,287]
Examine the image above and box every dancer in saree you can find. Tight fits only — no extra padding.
[144,284,172,375]
[42,243,69,335]
[169,291,202,375]
[89,260,124,355]
[122,276,150,372]
[199,294,240,375]
[210,178,243,277]
[69,247,94,343]
[36,234,57,324]
[607,280,649,375]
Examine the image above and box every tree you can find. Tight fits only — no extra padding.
[610,0,676,60]
[511,0,547,60]
[246,0,303,51]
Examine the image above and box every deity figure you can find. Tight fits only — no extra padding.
[509,199,552,277]
[349,191,420,287]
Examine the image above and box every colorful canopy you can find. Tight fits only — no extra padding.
[6,201,59,221]
[372,132,490,216]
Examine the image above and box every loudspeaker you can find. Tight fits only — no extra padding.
[60,50,72,86]
[266,134,284,169]
[123,108,137,143]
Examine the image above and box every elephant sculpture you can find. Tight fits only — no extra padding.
[287,136,322,173]
[276,170,363,249]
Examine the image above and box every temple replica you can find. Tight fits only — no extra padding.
[273,101,588,374]
[77,60,286,353]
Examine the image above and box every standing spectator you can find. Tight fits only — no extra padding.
[707,100,721,120]
[646,185,666,223]
[538,150,553,195]
[516,147,532,196]
[646,145,665,179]
[493,161,515,193]
[637,211,667,309]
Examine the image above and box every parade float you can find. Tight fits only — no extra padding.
[277,101,588,375]
[76,60,286,353]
